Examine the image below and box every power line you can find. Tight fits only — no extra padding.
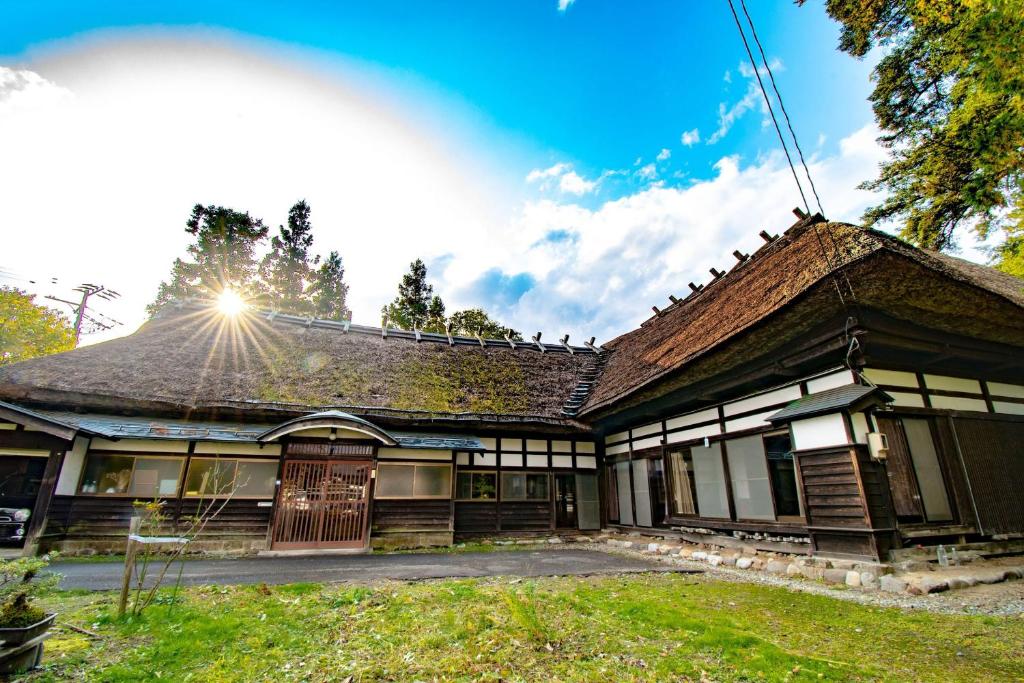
[725,0,811,216]
[739,0,826,217]
[46,284,122,343]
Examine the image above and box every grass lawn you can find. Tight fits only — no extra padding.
[23,573,1024,682]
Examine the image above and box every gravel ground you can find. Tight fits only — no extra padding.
[590,545,1024,616]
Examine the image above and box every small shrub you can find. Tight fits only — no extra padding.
[0,554,58,628]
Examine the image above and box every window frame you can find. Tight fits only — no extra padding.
[182,456,279,500]
[499,471,551,502]
[374,462,452,500]
[455,470,498,502]
[77,453,186,498]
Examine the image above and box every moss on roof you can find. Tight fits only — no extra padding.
[0,310,594,423]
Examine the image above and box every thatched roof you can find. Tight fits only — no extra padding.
[581,216,1024,417]
[0,307,599,428]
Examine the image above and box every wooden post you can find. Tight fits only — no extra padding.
[117,516,142,617]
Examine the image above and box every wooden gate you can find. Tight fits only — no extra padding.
[271,460,372,550]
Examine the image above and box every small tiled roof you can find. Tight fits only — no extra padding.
[768,384,892,423]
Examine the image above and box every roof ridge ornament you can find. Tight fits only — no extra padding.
[532,331,545,352]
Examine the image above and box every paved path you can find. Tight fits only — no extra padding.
[51,548,681,590]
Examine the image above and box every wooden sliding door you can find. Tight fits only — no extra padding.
[272,460,372,550]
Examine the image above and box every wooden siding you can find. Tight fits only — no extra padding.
[371,500,451,533]
[796,448,868,529]
[949,415,1024,535]
[43,495,271,539]
[496,502,551,531]
[454,502,498,533]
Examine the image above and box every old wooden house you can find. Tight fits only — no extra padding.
[1,214,1022,561]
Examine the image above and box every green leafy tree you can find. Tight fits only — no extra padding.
[382,259,435,329]
[149,204,269,314]
[448,308,522,340]
[0,287,76,365]
[812,0,1024,272]
[424,295,447,334]
[309,250,352,321]
[260,200,317,315]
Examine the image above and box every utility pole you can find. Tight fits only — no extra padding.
[46,283,122,344]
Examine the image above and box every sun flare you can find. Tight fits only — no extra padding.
[217,289,246,316]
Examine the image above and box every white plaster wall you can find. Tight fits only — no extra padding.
[923,375,982,394]
[526,454,548,467]
[989,382,1024,399]
[791,413,849,450]
[665,408,718,431]
[630,422,662,438]
[526,439,547,452]
[993,401,1024,416]
[55,436,90,495]
[664,422,721,445]
[889,392,926,408]
[575,442,596,454]
[500,438,523,452]
[576,455,597,469]
[805,370,856,394]
[724,412,775,433]
[194,442,282,456]
[863,368,920,387]
[605,442,629,456]
[501,453,524,467]
[552,455,573,468]
[723,385,802,417]
[551,440,573,453]
[850,412,870,445]
[929,395,988,412]
[378,448,451,461]
[89,438,190,453]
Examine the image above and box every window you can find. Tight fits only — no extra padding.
[456,471,497,500]
[78,454,185,497]
[184,458,277,498]
[667,449,697,516]
[726,435,775,521]
[691,442,729,519]
[375,463,451,499]
[764,433,801,518]
[500,472,549,501]
[0,457,47,499]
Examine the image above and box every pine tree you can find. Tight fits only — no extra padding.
[149,204,268,315]
[260,200,317,315]
[812,0,1024,272]
[309,250,352,321]
[382,259,435,329]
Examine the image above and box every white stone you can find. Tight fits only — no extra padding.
[880,575,908,593]
[786,563,802,576]
[736,557,754,570]
[845,570,861,588]
[692,551,708,561]
[647,543,661,553]
[707,555,723,567]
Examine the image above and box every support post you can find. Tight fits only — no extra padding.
[117,516,142,617]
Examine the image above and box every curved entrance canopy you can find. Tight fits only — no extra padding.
[257,410,397,445]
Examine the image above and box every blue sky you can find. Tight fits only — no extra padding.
[0,1,887,343]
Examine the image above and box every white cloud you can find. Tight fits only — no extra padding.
[526,162,570,183]
[656,148,671,161]
[438,124,890,344]
[636,163,657,181]
[526,162,597,195]
[557,0,575,12]
[558,170,596,195]
[680,129,700,147]
[708,61,780,145]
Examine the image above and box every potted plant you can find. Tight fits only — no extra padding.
[0,555,58,674]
